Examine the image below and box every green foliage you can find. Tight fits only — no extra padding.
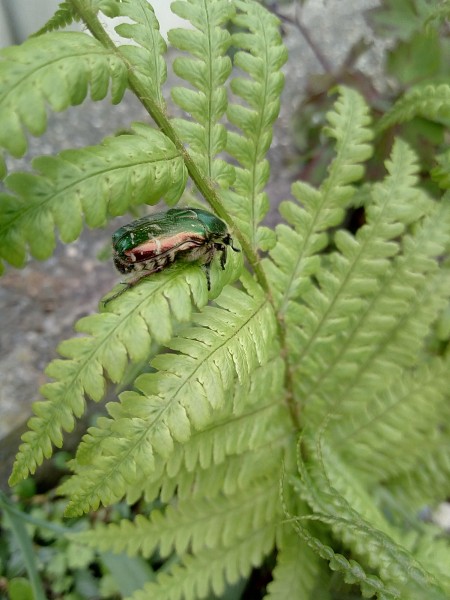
[0,489,151,599]
[2,0,450,599]
[0,123,187,269]
[32,2,80,36]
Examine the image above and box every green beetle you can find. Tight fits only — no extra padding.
[106,207,239,302]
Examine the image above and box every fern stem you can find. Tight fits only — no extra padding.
[69,0,270,294]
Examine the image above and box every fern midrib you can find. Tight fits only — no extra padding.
[0,151,180,236]
[69,296,272,506]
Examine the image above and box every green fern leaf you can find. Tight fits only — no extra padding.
[168,0,235,187]
[0,123,187,268]
[58,277,276,515]
[264,86,373,311]
[377,83,450,132]
[303,208,450,427]
[265,526,332,600]
[0,32,127,157]
[286,141,449,423]
[387,431,450,512]
[73,476,280,564]
[224,0,287,251]
[32,2,80,36]
[334,357,450,485]
[9,264,212,485]
[294,440,449,600]
[64,356,288,505]
[130,522,277,600]
[113,0,167,108]
[285,505,397,600]
[431,148,450,189]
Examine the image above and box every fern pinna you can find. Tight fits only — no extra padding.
[2,0,450,598]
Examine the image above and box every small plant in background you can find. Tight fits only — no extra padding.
[1,0,450,599]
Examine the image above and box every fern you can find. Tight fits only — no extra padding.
[264,86,373,312]
[377,83,450,131]
[32,2,80,36]
[0,124,186,270]
[224,0,287,252]
[292,437,450,599]
[0,32,127,158]
[4,1,450,598]
[168,0,235,189]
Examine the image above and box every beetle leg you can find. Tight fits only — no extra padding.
[220,244,227,270]
[103,281,132,305]
[202,262,212,291]
[103,265,162,306]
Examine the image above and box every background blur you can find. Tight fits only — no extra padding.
[0,0,184,45]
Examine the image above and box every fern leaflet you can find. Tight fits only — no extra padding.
[112,0,167,108]
[224,0,287,251]
[264,86,373,311]
[293,439,450,600]
[0,123,186,269]
[0,32,127,157]
[168,0,235,187]
[377,83,450,132]
[73,476,280,561]
[32,1,80,36]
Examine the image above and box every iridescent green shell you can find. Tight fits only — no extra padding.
[107,208,239,302]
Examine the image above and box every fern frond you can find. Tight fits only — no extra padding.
[432,149,450,189]
[377,83,450,132]
[264,86,373,310]
[168,0,235,187]
[130,523,277,600]
[294,440,449,600]
[73,476,280,563]
[387,428,450,512]
[265,526,332,600]
[65,357,289,505]
[0,32,127,157]
[58,278,277,515]
[0,123,187,269]
[9,264,211,485]
[288,145,450,422]
[285,510,397,600]
[112,0,167,107]
[32,1,80,36]
[224,0,287,251]
[334,357,450,484]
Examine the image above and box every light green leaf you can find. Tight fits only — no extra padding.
[0,123,187,268]
[0,32,127,157]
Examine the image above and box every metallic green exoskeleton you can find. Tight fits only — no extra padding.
[106,208,240,303]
